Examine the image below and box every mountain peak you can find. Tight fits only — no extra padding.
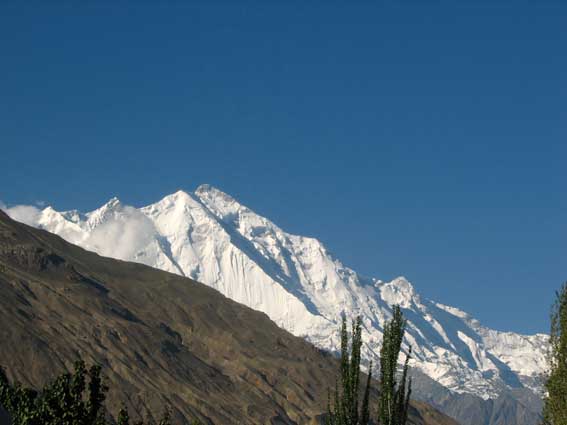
[194,184,242,216]
[170,189,193,201]
[195,184,235,202]
[84,196,123,227]
[194,183,214,193]
[152,190,200,211]
[103,196,121,208]
[379,276,418,308]
[40,206,65,221]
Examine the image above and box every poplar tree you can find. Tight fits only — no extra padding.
[378,305,412,425]
[327,315,372,425]
[543,282,567,425]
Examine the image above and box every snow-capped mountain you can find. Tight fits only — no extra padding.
[4,185,548,404]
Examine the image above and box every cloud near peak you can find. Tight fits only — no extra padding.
[1,203,42,226]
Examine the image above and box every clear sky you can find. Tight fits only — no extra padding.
[1,1,565,334]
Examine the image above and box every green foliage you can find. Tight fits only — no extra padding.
[0,360,183,425]
[543,282,567,425]
[117,405,130,425]
[377,305,412,425]
[326,315,372,425]
[326,308,412,425]
[0,360,107,425]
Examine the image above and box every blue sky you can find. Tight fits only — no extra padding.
[1,1,565,334]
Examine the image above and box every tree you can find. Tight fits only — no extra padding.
[0,360,107,425]
[378,305,412,425]
[117,405,130,425]
[0,360,177,425]
[326,315,372,425]
[543,282,567,425]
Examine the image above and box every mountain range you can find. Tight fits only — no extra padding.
[3,185,548,425]
[0,207,457,425]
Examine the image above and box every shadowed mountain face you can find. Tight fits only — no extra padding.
[0,211,457,425]
[411,370,543,425]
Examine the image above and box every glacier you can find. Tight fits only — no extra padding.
[4,184,549,403]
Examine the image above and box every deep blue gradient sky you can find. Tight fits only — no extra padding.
[1,1,565,334]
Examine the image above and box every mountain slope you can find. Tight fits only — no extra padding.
[0,210,459,425]
[3,185,548,424]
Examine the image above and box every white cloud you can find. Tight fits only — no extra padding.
[3,204,42,226]
[0,201,157,265]
[83,206,157,262]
